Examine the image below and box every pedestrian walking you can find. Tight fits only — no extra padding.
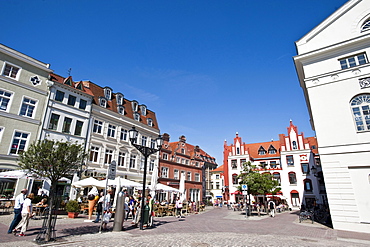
[269,200,276,218]
[175,197,183,218]
[93,192,104,223]
[7,189,28,234]
[13,193,35,236]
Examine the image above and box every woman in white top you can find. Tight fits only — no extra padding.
[13,193,35,236]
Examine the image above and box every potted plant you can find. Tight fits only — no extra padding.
[65,200,80,218]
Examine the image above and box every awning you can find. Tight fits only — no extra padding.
[216,196,223,198]
[231,191,242,195]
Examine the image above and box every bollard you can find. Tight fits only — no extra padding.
[113,192,125,231]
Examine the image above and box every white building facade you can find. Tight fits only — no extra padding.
[222,121,323,210]
[294,0,370,233]
[84,81,161,185]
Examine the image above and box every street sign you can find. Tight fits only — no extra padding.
[242,191,248,196]
[107,161,117,180]
[242,184,248,191]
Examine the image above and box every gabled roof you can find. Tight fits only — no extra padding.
[212,165,224,172]
[49,73,94,97]
[244,141,281,160]
[82,80,159,130]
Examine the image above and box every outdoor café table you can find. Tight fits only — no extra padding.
[33,205,45,220]
[166,205,175,216]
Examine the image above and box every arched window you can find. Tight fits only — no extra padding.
[350,94,370,131]
[292,141,297,150]
[288,172,297,184]
[361,18,370,32]
[232,174,238,184]
[304,179,313,192]
[273,172,281,185]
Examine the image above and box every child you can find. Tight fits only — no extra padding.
[102,209,112,231]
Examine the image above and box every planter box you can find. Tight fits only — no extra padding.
[67,212,79,218]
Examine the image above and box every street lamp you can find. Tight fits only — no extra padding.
[128,126,163,230]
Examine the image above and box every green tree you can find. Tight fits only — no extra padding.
[238,161,281,208]
[18,140,87,241]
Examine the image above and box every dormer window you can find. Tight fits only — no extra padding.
[118,106,125,115]
[361,18,370,33]
[99,97,107,108]
[132,100,138,112]
[64,78,72,86]
[268,146,277,154]
[258,147,266,155]
[116,93,123,105]
[147,118,153,127]
[104,87,112,100]
[141,105,147,116]
[134,112,140,121]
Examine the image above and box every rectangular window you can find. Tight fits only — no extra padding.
[174,169,179,180]
[195,162,199,167]
[181,158,185,164]
[270,161,277,168]
[67,95,76,106]
[161,167,169,178]
[120,129,127,141]
[89,146,99,162]
[48,113,60,130]
[187,171,191,181]
[195,173,200,182]
[150,139,155,148]
[74,120,83,136]
[216,182,220,189]
[129,154,136,168]
[301,163,309,174]
[216,174,220,179]
[163,153,168,160]
[176,157,180,163]
[62,117,72,133]
[287,155,294,166]
[186,160,189,165]
[19,97,37,118]
[93,120,103,134]
[339,53,368,69]
[55,90,65,102]
[2,63,20,79]
[231,160,237,169]
[149,159,155,172]
[0,89,12,111]
[141,136,147,146]
[79,99,87,110]
[104,149,113,164]
[107,124,116,138]
[118,152,125,167]
[10,131,28,154]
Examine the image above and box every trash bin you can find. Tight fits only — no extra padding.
[143,205,150,225]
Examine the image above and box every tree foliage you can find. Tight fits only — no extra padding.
[238,161,280,196]
[18,140,87,184]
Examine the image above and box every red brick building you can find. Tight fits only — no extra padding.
[158,134,217,203]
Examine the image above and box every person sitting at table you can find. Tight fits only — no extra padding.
[36,198,48,207]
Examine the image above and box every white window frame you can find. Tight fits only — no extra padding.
[116,93,123,105]
[90,146,100,163]
[149,159,155,172]
[0,89,13,112]
[351,94,370,132]
[1,62,21,80]
[104,87,112,100]
[9,130,29,155]
[141,105,147,116]
[174,169,179,180]
[107,124,116,138]
[19,96,37,118]
[187,171,191,181]
[120,128,128,141]
[339,53,368,69]
[129,154,136,169]
[163,153,168,160]
[132,101,138,112]
[93,120,103,134]
[104,148,113,165]
[161,167,169,178]
[0,126,4,143]
[195,173,200,182]
[118,151,126,167]
[147,118,153,127]
[134,113,140,121]
[48,113,60,130]
[118,106,125,115]
[99,97,107,108]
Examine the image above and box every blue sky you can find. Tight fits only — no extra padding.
[1,0,348,165]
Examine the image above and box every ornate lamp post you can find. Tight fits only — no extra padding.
[128,126,163,230]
